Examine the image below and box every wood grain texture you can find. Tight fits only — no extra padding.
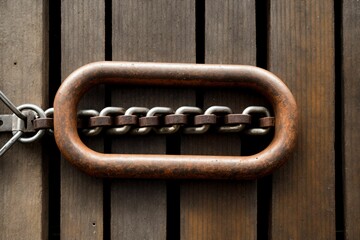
[180,1,258,239]
[342,1,360,239]
[61,1,104,239]
[0,1,48,239]
[111,0,195,239]
[269,1,336,239]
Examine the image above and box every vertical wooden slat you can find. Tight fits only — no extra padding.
[269,1,336,238]
[180,1,258,239]
[0,1,48,239]
[111,0,195,239]
[342,1,360,239]
[61,1,105,239]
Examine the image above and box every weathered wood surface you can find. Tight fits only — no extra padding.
[2,1,359,239]
[0,1,48,239]
[269,1,336,239]
[61,0,105,239]
[180,1,259,239]
[343,1,360,239]
[111,0,195,238]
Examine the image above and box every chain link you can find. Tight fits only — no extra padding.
[37,105,275,137]
[0,91,275,156]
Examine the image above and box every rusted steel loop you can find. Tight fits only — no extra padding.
[259,117,275,128]
[54,61,298,179]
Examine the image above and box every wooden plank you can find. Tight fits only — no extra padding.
[111,0,195,239]
[180,1,258,239]
[61,1,104,239]
[342,1,360,239]
[269,1,336,238]
[0,1,48,239]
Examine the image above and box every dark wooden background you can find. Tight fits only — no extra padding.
[0,0,359,239]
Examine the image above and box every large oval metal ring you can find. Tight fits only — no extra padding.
[54,61,298,179]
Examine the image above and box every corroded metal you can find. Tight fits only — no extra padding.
[194,115,217,125]
[224,114,251,125]
[259,117,275,128]
[164,114,188,125]
[114,115,138,126]
[33,118,54,130]
[138,116,160,127]
[53,61,298,179]
[89,116,112,127]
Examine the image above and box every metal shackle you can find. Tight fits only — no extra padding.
[53,61,298,179]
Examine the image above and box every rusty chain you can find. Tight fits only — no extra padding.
[33,105,274,137]
[0,61,299,180]
[0,90,274,156]
[52,62,298,179]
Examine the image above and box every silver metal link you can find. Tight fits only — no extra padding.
[100,107,125,135]
[242,106,271,135]
[77,109,101,136]
[119,107,148,135]
[184,106,228,134]
[174,106,202,134]
[0,91,46,155]
[218,109,247,133]
[16,104,46,143]
[107,107,148,135]
[131,107,172,135]
[152,107,176,134]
